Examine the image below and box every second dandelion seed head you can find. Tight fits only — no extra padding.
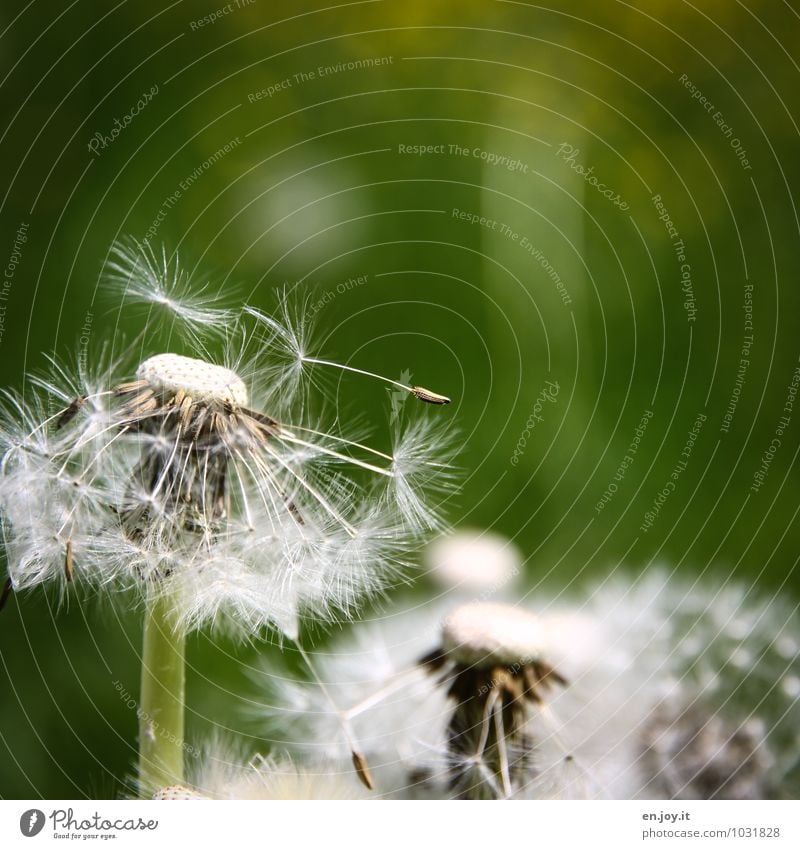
[441,602,545,668]
[419,601,567,798]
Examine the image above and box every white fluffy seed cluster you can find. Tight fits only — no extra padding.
[137,353,248,406]
[442,601,544,667]
[258,572,800,800]
[0,239,453,639]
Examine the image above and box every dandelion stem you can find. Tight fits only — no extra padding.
[138,588,186,794]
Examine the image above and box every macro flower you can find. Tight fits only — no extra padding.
[252,571,799,800]
[1,239,455,794]
[0,239,454,639]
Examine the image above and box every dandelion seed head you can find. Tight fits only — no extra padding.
[442,602,544,667]
[255,571,799,799]
[0,240,453,637]
[152,785,206,800]
[137,354,248,407]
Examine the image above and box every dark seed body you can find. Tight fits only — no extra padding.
[0,577,12,612]
[56,396,87,429]
[412,386,451,405]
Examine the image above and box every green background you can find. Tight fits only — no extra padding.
[1,0,799,798]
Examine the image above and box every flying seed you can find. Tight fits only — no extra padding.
[64,539,74,582]
[351,750,374,790]
[411,386,451,405]
[56,396,87,429]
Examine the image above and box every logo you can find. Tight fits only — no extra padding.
[19,809,45,837]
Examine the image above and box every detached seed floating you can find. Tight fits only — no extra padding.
[412,386,451,405]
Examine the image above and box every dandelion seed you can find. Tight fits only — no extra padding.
[285,354,453,407]
[0,577,12,611]
[64,539,74,582]
[351,750,375,790]
[105,239,235,336]
[56,396,86,430]
[411,387,451,405]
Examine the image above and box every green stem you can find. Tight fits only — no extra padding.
[138,588,186,794]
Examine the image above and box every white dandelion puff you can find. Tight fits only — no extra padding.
[0,241,454,639]
[252,600,570,799]
[384,416,458,533]
[253,572,799,799]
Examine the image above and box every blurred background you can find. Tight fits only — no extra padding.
[1,0,799,798]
